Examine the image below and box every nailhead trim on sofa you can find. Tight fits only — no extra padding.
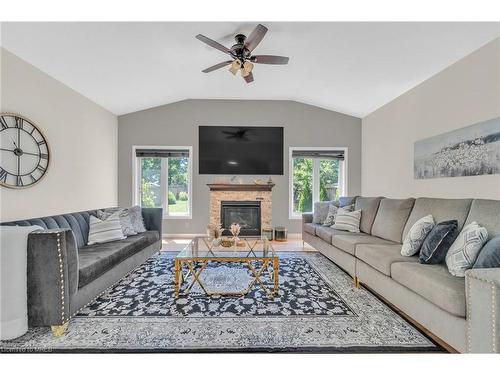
[466,274,497,352]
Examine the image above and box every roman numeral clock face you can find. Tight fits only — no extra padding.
[0,114,50,188]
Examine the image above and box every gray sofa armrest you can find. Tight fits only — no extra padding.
[465,268,500,353]
[27,228,78,327]
[142,208,163,239]
[302,213,313,224]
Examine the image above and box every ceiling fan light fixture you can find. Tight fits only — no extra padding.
[241,69,250,78]
[243,61,254,73]
[229,60,240,75]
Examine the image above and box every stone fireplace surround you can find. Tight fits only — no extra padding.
[208,183,274,234]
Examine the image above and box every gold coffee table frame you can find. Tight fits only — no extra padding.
[174,236,279,298]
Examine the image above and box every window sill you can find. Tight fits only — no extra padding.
[163,215,192,220]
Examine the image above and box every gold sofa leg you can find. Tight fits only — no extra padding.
[354,276,361,289]
[51,322,69,337]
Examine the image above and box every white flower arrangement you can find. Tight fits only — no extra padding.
[230,223,241,238]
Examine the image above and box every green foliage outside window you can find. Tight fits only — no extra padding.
[141,178,157,208]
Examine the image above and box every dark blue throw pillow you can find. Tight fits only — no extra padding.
[473,236,500,269]
[419,220,459,264]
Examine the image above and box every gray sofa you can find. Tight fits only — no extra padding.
[1,207,162,334]
[302,197,500,353]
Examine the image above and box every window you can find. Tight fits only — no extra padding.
[134,146,192,219]
[289,147,347,219]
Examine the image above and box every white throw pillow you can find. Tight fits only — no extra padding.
[446,221,488,277]
[88,211,126,245]
[401,215,435,256]
[331,208,361,233]
[98,208,137,237]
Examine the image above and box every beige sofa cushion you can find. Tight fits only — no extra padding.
[331,233,394,255]
[464,199,500,240]
[402,198,472,240]
[391,262,466,317]
[304,223,321,235]
[354,197,383,234]
[355,244,418,276]
[371,198,415,243]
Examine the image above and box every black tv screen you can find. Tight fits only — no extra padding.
[199,126,284,175]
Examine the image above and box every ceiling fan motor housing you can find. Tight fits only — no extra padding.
[231,34,251,60]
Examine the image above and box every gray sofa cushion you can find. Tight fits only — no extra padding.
[315,227,349,243]
[78,231,159,288]
[355,244,418,276]
[331,233,395,255]
[313,201,335,224]
[371,198,415,243]
[465,199,500,240]
[391,262,466,317]
[402,198,472,240]
[304,223,321,236]
[2,210,98,249]
[339,196,357,207]
[354,197,383,234]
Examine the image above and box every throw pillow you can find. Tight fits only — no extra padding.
[87,211,126,245]
[419,220,459,264]
[322,204,338,226]
[313,201,335,224]
[98,208,137,237]
[128,205,147,233]
[473,235,500,269]
[401,215,435,256]
[331,208,361,233]
[445,222,488,277]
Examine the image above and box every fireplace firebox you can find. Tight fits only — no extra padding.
[220,201,261,236]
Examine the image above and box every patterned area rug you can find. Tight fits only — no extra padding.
[1,252,440,353]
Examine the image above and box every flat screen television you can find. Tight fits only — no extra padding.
[199,126,284,175]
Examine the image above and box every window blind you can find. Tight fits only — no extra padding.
[135,149,190,158]
[291,149,344,160]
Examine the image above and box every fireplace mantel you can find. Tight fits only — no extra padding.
[207,183,275,192]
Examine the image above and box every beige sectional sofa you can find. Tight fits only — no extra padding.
[302,196,500,353]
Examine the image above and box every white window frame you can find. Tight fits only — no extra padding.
[132,145,193,220]
[288,146,348,220]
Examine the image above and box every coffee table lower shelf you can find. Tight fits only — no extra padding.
[174,257,280,298]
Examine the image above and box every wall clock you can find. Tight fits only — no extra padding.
[0,113,50,188]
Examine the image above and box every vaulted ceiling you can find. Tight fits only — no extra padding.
[1,22,499,117]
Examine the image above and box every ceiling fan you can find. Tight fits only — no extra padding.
[196,24,289,83]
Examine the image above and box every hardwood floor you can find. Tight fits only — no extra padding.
[161,237,316,252]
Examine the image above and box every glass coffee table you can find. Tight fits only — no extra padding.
[174,236,279,298]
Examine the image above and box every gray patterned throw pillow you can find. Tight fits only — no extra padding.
[322,204,338,226]
[446,222,488,277]
[98,208,137,237]
[401,215,435,256]
[128,205,147,233]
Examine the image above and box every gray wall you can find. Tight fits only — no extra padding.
[118,99,361,234]
[0,48,118,222]
[362,38,500,199]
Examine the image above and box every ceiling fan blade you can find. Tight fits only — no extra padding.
[252,55,289,64]
[195,34,231,54]
[244,24,268,52]
[202,61,233,73]
[243,71,254,83]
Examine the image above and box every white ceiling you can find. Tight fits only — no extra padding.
[1,22,499,117]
